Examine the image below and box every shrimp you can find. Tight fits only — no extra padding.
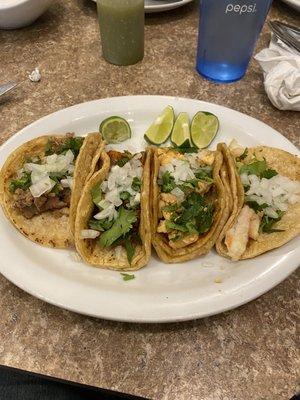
[228,139,245,158]
[157,220,168,233]
[161,193,177,204]
[249,212,261,240]
[159,150,185,165]
[196,180,212,195]
[197,150,215,166]
[225,205,255,260]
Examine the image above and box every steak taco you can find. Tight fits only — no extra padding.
[216,142,300,260]
[74,149,151,270]
[0,132,104,248]
[150,147,230,263]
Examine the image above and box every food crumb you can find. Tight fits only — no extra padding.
[214,276,223,284]
[29,67,41,82]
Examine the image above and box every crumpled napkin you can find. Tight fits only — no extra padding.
[255,35,300,111]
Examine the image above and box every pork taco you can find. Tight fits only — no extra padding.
[216,142,300,260]
[150,147,230,263]
[0,132,104,248]
[74,149,151,270]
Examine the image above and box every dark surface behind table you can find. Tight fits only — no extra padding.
[0,365,149,400]
[0,0,299,399]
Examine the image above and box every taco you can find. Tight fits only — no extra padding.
[0,132,104,248]
[74,149,151,271]
[150,147,230,263]
[216,142,300,260]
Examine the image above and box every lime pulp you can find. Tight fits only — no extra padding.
[144,106,175,145]
[191,111,219,149]
[100,116,131,144]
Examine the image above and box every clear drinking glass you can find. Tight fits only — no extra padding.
[196,0,273,83]
[97,0,144,66]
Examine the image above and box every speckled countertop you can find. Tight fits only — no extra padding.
[0,1,299,399]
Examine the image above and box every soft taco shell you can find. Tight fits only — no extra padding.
[150,147,231,263]
[0,133,104,248]
[69,132,105,237]
[216,145,300,259]
[74,150,152,271]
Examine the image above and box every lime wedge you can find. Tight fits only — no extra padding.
[144,106,174,145]
[191,111,219,149]
[100,116,131,144]
[171,112,191,148]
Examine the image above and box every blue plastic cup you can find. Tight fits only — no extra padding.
[196,0,273,83]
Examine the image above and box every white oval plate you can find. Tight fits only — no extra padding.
[0,96,299,323]
[91,0,194,13]
[280,0,300,12]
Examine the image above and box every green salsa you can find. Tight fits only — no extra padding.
[97,0,144,66]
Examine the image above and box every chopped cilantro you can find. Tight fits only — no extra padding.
[178,179,198,192]
[9,172,32,193]
[162,203,178,213]
[124,236,135,264]
[166,221,190,232]
[246,201,268,213]
[194,166,213,182]
[131,177,141,192]
[166,192,214,235]
[120,191,131,200]
[117,158,130,167]
[45,137,84,157]
[236,148,248,162]
[170,146,198,154]
[239,158,278,179]
[91,184,102,206]
[89,218,113,232]
[45,139,53,156]
[99,207,137,248]
[52,184,63,196]
[49,172,67,182]
[59,137,84,157]
[261,169,278,179]
[116,151,132,167]
[121,273,135,281]
[160,171,176,193]
[246,201,285,233]
[260,211,284,233]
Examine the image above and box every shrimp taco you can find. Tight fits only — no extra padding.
[74,149,151,271]
[150,147,230,263]
[0,132,104,248]
[216,142,300,260]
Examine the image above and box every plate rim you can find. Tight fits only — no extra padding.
[0,95,299,323]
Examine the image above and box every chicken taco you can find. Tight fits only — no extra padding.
[0,132,104,248]
[216,142,300,260]
[74,149,151,271]
[150,147,230,263]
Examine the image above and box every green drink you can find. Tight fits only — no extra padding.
[97,0,144,66]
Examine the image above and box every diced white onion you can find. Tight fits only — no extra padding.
[94,204,116,220]
[244,174,300,216]
[115,246,126,260]
[93,155,143,221]
[24,163,46,173]
[264,207,278,219]
[98,199,110,209]
[29,176,56,198]
[21,147,76,195]
[61,177,73,189]
[170,187,185,202]
[81,229,100,239]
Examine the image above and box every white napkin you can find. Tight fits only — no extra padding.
[255,35,300,111]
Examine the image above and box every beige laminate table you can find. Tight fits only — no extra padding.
[0,1,299,399]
